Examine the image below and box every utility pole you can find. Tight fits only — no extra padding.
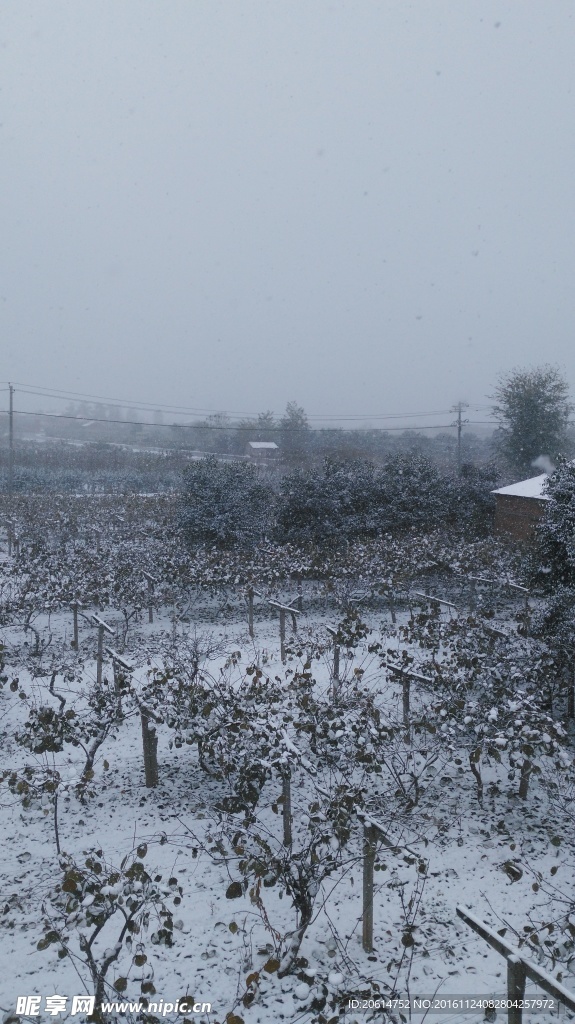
[451,401,468,475]
[8,383,14,497]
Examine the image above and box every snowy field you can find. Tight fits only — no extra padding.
[0,497,574,1024]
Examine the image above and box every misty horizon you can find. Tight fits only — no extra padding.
[2,1,574,419]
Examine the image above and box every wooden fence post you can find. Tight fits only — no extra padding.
[280,607,286,663]
[507,955,526,1024]
[141,710,159,788]
[282,772,292,846]
[247,587,254,639]
[388,589,396,624]
[362,824,377,952]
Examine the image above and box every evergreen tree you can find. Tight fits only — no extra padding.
[179,456,273,548]
[492,365,572,476]
[531,456,575,589]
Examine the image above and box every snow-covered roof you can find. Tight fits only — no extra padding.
[247,441,278,449]
[491,473,549,499]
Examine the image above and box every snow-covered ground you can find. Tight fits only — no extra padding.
[1,590,573,1024]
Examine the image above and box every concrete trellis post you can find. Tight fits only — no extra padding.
[402,675,411,736]
[70,600,82,649]
[326,626,340,700]
[507,956,527,1024]
[105,647,133,712]
[143,571,157,624]
[362,823,378,952]
[386,661,433,741]
[457,905,575,1023]
[279,608,286,662]
[268,600,300,664]
[518,758,532,800]
[359,816,420,955]
[91,614,114,686]
[5,519,13,557]
[296,576,303,613]
[282,771,292,846]
[506,580,530,635]
[140,709,159,788]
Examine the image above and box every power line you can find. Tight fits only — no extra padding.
[8,409,464,433]
[3,379,468,424]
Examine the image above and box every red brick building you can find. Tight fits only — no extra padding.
[492,474,548,542]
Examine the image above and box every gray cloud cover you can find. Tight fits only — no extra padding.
[1,1,574,423]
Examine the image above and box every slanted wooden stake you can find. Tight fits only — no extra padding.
[141,710,159,787]
[282,772,292,846]
[362,824,378,952]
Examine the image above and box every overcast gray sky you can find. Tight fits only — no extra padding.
[1,1,574,426]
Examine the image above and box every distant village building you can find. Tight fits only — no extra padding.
[491,474,548,542]
[246,441,279,462]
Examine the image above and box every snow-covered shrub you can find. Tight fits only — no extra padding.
[531,457,575,590]
[179,456,274,548]
[38,846,179,1015]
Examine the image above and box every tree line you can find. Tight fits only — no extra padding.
[179,453,498,549]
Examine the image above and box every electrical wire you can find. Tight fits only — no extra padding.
[0,380,486,425]
[8,409,463,433]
